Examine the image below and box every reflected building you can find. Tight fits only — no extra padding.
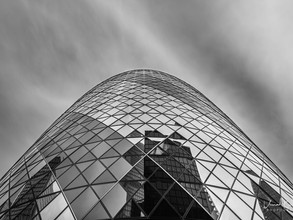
[2,157,61,220]
[0,69,293,220]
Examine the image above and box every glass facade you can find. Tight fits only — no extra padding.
[0,69,292,220]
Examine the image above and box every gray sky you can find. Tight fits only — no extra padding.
[1,0,293,182]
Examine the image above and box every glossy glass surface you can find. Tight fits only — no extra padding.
[0,69,292,219]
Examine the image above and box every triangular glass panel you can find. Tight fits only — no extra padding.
[110,125,124,131]
[169,131,186,140]
[252,213,265,220]
[83,201,110,220]
[77,152,96,163]
[111,119,125,126]
[76,161,94,172]
[129,123,143,130]
[219,155,234,167]
[129,118,144,125]
[100,157,118,167]
[149,145,169,157]
[93,170,116,184]
[86,135,102,144]
[91,183,113,198]
[65,174,87,190]
[84,142,100,151]
[127,129,144,138]
[127,137,144,145]
[147,108,160,114]
[105,139,121,148]
[220,206,241,219]
[101,148,120,158]
[148,118,162,125]
[185,199,214,220]
[131,108,143,114]
[206,174,228,188]
[106,131,124,140]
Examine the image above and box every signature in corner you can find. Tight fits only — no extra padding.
[263,200,281,209]
[263,199,293,212]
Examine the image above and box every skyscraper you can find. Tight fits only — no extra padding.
[0,69,292,220]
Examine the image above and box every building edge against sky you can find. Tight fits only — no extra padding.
[0,69,292,219]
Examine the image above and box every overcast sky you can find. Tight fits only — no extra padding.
[1,0,293,182]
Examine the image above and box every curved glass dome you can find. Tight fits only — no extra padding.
[0,69,292,220]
